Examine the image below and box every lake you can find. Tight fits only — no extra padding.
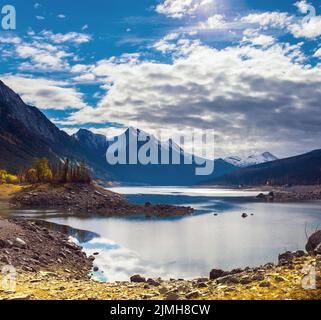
[2,187,321,282]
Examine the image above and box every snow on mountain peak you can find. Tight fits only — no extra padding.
[224,152,278,167]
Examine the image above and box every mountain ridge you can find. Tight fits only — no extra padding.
[0,80,237,185]
[208,149,321,186]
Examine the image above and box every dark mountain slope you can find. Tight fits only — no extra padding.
[0,80,108,177]
[208,149,321,186]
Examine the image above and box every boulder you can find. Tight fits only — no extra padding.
[210,269,228,280]
[186,291,200,299]
[216,275,240,285]
[230,268,243,275]
[278,251,295,265]
[14,237,27,248]
[251,274,264,281]
[130,274,146,283]
[306,230,321,253]
[294,250,306,258]
[259,281,271,288]
[241,213,248,218]
[147,278,161,286]
[165,292,179,300]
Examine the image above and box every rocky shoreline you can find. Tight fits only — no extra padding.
[0,218,93,278]
[1,250,320,301]
[254,185,321,202]
[0,217,320,300]
[9,183,194,218]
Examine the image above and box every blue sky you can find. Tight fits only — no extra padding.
[1,0,321,158]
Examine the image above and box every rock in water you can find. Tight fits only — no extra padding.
[242,213,248,218]
[306,230,321,253]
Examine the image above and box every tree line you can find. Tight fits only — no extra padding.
[1,158,92,185]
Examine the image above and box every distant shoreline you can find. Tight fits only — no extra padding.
[198,184,321,202]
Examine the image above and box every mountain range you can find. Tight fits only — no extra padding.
[75,127,237,185]
[0,80,236,185]
[209,149,321,186]
[1,79,320,187]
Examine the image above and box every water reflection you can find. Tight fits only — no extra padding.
[1,187,321,282]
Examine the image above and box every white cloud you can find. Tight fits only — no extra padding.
[0,35,22,44]
[15,42,71,71]
[73,73,96,83]
[2,75,89,110]
[65,39,321,156]
[287,1,321,39]
[36,16,45,20]
[242,29,275,47]
[241,12,292,28]
[288,16,321,39]
[39,30,92,44]
[197,14,227,30]
[156,0,216,18]
[82,24,89,30]
[34,3,41,9]
[57,14,66,19]
[295,1,310,14]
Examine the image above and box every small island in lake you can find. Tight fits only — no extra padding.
[2,158,194,218]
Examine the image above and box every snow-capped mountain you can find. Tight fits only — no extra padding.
[224,152,278,167]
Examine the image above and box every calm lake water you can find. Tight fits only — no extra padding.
[2,187,321,282]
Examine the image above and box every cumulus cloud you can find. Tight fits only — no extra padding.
[65,39,321,157]
[241,12,293,28]
[242,29,275,47]
[197,14,227,30]
[1,75,89,110]
[289,16,321,39]
[1,30,92,72]
[287,1,321,39]
[156,0,216,19]
[16,42,71,71]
